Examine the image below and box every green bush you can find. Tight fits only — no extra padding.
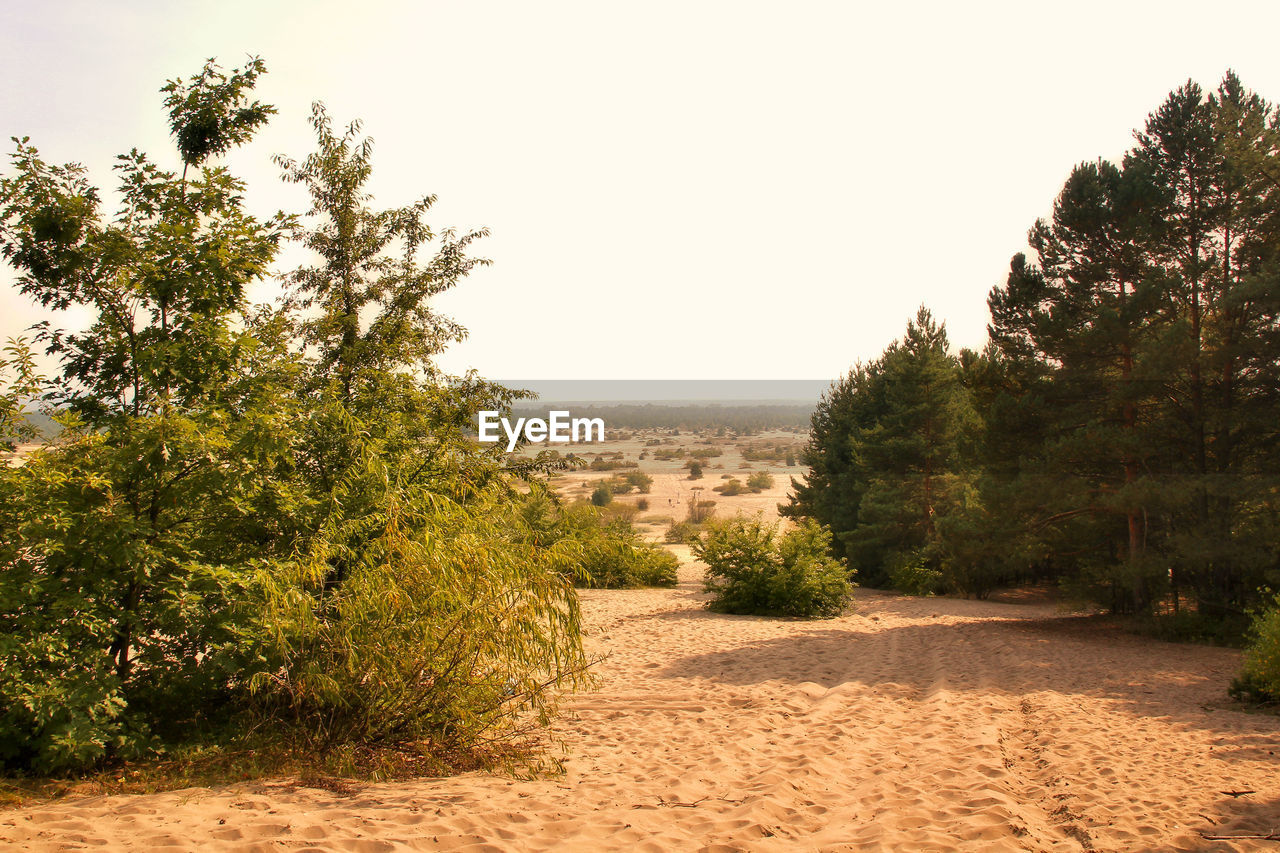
[588,454,636,471]
[519,496,677,589]
[715,478,746,496]
[249,490,590,748]
[686,496,717,524]
[625,471,653,493]
[665,520,699,544]
[1232,595,1280,703]
[693,516,853,618]
[887,549,943,596]
[601,470,652,496]
[0,418,273,773]
[590,482,613,506]
[746,471,775,492]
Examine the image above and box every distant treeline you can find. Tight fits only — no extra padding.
[510,402,815,433]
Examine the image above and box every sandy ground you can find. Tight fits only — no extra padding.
[4,555,1280,852]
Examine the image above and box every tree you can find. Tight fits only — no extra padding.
[0,58,293,771]
[988,157,1169,612]
[782,360,888,565]
[985,72,1280,615]
[0,60,594,774]
[788,308,978,587]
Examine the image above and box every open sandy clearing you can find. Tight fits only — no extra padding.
[3,561,1279,852]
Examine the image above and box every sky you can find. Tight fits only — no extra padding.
[3,1,1280,380]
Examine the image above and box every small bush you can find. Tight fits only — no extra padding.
[250,498,590,749]
[1233,596,1280,703]
[623,471,653,493]
[588,455,636,471]
[693,516,853,618]
[636,498,650,511]
[714,478,746,496]
[519,497,677,590]
[888,550,943,596]
[686,496,717,524]
[590,482,612,506]
[665,521,699,544]
[601,501,640,522]
[687,462,703,480]
[746,471,774,492]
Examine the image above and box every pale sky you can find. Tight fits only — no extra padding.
[3,1,1280,380]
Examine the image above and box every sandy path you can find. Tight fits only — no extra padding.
[4,561,1280,852]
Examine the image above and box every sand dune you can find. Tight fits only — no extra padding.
[4,559,1279,851]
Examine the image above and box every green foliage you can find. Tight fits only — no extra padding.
[746,471,774,492]
[0,59,296,773]
[0,337,43,450]
[0,58,628,776]
[788,74,1280,625]
[981,73,1280,617]
[687,461,703,479]
[887,549,942,596]
[597,470,652,496]
[162,58,275,171]
[786,308,978,589]
[623,470,653,493]
[664,520,699,544]
[590,481,612,506]
[694,516,853,618]
[1232,595,1280,703]
[248,489,589,747]
[686,494,716,524]
[587,454,636,471]
[715,478,746,496]
[517,495,677,589]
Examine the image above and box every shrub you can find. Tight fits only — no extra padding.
[714,478,746,496]
[622,471,653,493]
[687,461,703,480]
[588,455,636,471]
[0,420,270,773]
[636,497,650,511]
[665,520,699,544]
[887,549,942,596]
[686,495,717,524]
[590,482,613,506]
[693,517,853,618]
[570,527,678,589]
[1232,595,1280,703]
[248,491,591,749]
[517,496,677,589]
[746,471,775,492]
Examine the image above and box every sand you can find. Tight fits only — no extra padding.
[4,554,1280,852]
